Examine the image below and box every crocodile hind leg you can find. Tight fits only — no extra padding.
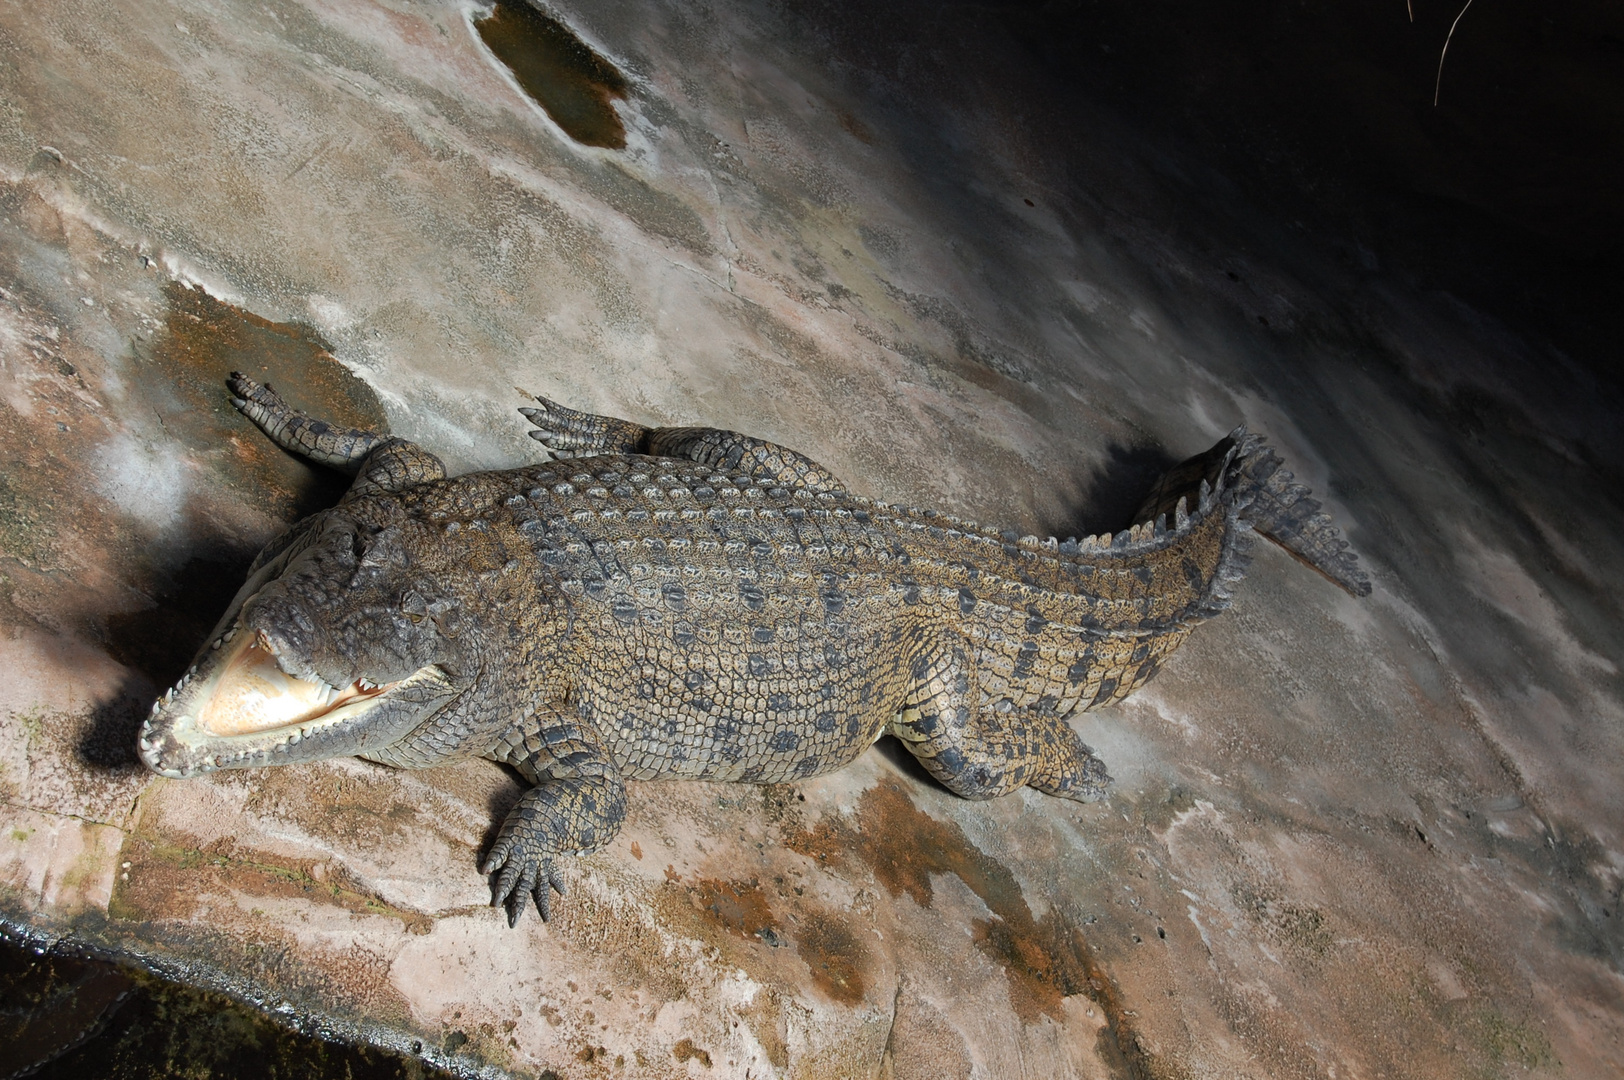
[229,372,445,499]
[521,394,844,490]
[888,630,1111,801]
[482,704,627,926]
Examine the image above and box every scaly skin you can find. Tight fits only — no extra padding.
[139,374,1367,925]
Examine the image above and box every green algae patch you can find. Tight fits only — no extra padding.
[476,1,630,149]
[109,832,436,937]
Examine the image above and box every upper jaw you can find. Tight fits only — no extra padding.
[138,619,449,778]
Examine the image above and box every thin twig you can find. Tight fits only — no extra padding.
[1434,0,1476,107]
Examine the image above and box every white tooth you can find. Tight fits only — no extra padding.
[150,702,162,715]
[187,665,196,675]
[211,639,221,651]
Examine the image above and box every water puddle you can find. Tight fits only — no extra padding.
[475,1,630,149]
[0,934,452,1078]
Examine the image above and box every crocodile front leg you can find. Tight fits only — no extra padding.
[229,372,446,499]
[521,393,845,490]
[483,707,627,926]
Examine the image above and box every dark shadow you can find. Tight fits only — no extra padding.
[75,678,153,770]
[869,733,945,792]
[1059,440,1181,539]
[89,474,348,772]
[481,769,528,853]
[100,550,257,694]
[276,465,354,527]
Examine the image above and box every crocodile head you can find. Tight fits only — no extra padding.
[139,502,489,778]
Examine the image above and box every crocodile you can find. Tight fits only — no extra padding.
[139,373,1369,925]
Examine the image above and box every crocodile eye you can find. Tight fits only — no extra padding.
[400,590,429,624]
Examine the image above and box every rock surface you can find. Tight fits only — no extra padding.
[0,1,1620,1078]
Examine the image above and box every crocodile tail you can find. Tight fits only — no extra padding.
[1134,429,1371,598]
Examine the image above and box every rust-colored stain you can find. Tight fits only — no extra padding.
[793,910,867,1006]
[689,878,780,944]
[672,1037,712,1068]
[789,778,1160,1075]
[145,282,386,490]
[475,1,630,150]
[837,109,874,145]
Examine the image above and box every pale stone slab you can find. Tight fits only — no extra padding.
[0,1,1619,1078]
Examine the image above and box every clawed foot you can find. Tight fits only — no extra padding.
[519,394,647,459]
[1046,745,1113,803]
[227,371,290,417]
[481,837,570,926]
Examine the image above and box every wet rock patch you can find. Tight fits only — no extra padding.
[475,1,630,150]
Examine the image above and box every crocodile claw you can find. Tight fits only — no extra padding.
[483,842,569,926]
[518,393,647,457]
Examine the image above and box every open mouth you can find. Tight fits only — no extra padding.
[138,621,430,776]
[196,628,395,737]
